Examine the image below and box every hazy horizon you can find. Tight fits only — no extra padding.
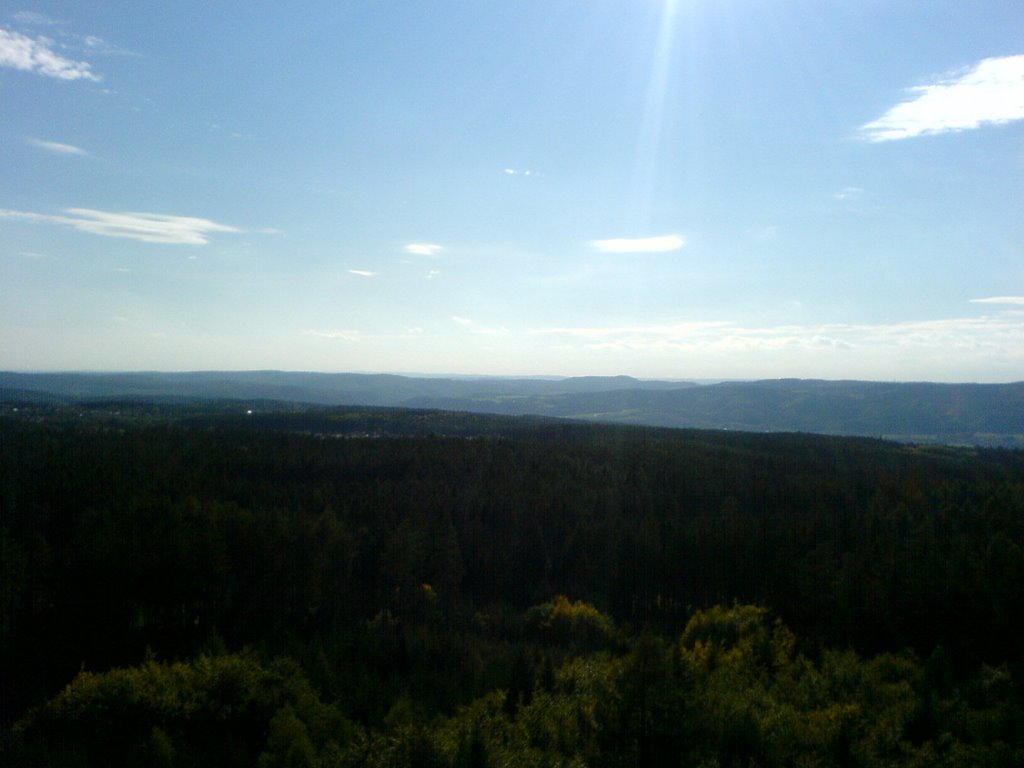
[3,2,1022,382]
[3,368,1022,388]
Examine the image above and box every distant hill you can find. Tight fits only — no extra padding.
[408,379,1024,446]
[0,371,686,405]
[2,371,1022,446]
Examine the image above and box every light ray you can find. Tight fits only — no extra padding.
[629,0,680,232]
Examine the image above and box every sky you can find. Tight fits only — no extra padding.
[1,1,1023,381]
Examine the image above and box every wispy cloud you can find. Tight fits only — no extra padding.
[503,168,532,176]
[532,321,731,346]
[405,243,443,256]
[0,27,100,81]
[29,138,88,155]
[532,312,1024,358]
[12,12,65,27]
[10,13,135,55]
[81,34,137,57]
[970,296,1024,306]
[834,187,863,200]
[452,316,509,336]
[349,269,377,277]
[861,55,1024,141]
[304,329,361,342]
[592,234,685,253]
[304,327,423,342]
[0,208,240,245]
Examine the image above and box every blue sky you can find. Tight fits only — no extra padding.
[2,1,1022,381]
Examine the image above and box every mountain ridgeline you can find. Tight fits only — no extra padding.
[2,370,1023,445]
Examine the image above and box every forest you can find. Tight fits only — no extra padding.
[2,401,1024,767]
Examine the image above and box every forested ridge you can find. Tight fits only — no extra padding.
[2,403,1023,766]
[4,371,1023,446]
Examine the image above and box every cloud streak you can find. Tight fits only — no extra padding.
[0,208,240,245]
[81,34,137,58]
[349,269,377,277]
[592,234,685,253]
[971,296,1024,306]
[29,138,88,155]
[0,27,100,81]
[834,187,863,200]
[861,55,1024,141]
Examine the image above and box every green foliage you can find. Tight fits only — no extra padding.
[259,705,316,768]
[525,596,618,650]
[681,603,795,675]
[9,653,351,768]
[670,605,1001,768]
[329,725,449,768]
[453,716,489,768]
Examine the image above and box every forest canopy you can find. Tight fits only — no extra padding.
[2,403,1023,766]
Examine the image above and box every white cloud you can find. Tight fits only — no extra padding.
[592,234,685,253]
[405,243,443,256]
[971,296,1024,306]
[0,27,100,81]
[349,269,377,277]
[426,269,440,280]
[861,55,1024,141]
[0,207,240,245]
[29,138,88,155]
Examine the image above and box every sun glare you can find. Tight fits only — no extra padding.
[630,0,681,231]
